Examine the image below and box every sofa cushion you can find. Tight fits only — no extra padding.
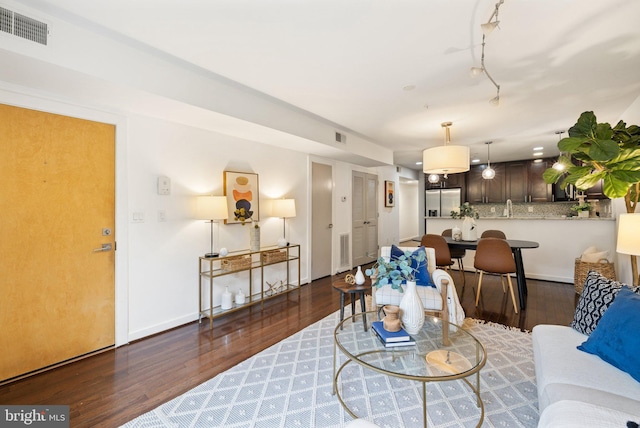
[538,400,640,428]
[532,325,640,414]
[578,287,640,382]
[570,271,638,335]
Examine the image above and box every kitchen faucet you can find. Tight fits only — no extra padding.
[505,199,513,218]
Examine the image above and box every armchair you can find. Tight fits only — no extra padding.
[371,246,465,343]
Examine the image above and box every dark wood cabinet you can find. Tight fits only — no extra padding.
[506,162,528,202]
[465,164,505,203]
[584,179,606,199]
[528,159,553,202]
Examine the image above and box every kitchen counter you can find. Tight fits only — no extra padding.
[424,217,616,284]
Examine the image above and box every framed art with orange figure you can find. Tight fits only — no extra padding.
[384,180,395,207]
[224,171,260,224]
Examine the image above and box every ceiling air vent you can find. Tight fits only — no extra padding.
[0,6,48,46]
[335,131,346,144]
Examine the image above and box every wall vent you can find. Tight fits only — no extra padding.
[335,131,346,144]
[0,6,48,46]
[339,233,350,268]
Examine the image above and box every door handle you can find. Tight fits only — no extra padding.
[93,243,113,252]
[328,224,333,228]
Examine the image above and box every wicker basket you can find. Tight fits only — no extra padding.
[261,249,287,264]
[221,254,252,272]
[574,258,616,295]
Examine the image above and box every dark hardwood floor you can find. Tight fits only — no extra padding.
[0,270,577,427]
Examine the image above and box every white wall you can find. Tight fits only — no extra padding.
[399,180,419,242]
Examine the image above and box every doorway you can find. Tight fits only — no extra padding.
[0,104,116,382]
[352,171,378,267]
[311,162,333,280]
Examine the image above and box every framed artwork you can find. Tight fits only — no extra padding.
[384,180,395,207]
[224,171,260,224]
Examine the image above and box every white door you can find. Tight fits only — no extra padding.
[352,171,378,267]
[311,162,333,280]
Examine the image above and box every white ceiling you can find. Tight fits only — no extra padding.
[8,0,640,169]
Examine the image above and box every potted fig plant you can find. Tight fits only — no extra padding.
[543,111,640,281]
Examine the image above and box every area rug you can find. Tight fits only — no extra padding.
[122,312,538,428]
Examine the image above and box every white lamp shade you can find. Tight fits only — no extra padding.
[272,199,296,218]
[423,145,470,174]
[617,214,640,255]
[197,195,228,220]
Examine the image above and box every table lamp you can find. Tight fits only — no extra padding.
[617,213,640,286]
[272,198,296,248]
[197,195,228,258]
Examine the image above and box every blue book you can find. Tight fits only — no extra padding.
[371,321,411,343]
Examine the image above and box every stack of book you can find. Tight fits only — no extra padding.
[371,321,416,348]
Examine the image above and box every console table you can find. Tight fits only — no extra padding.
[199,244,300,330]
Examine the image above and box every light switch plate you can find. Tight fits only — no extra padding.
[157,176,171,195]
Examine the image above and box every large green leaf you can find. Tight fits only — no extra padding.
[588,138,620,161]
[569,111,597,138]
[603,175,633,199]
[575,171,606,189]
[543,167,564,184]
[558,137,587,152]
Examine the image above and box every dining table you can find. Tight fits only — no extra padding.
[443,236,539,310]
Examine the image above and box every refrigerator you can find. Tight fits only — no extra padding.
[425,188,461,218]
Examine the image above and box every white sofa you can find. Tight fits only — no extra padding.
[532,324,640,427]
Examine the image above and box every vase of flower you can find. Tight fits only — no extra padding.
[452,202,479,241]
[462,216,477,241]
[399,280,424,335]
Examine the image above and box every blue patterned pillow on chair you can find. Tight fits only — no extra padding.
[390,245,435,288]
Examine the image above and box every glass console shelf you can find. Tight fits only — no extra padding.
[198,244,301,331]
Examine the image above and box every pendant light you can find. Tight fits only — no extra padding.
[482,141,496,179]
[552,131,566,171]
[423,122,470,177]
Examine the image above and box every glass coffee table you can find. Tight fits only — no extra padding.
[333,311,487,428]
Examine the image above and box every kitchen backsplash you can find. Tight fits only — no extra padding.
[470,199,612,218]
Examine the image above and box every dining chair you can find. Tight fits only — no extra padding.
[474,237,519,313]
[441,229,466,285]
[481,229,506,239]
[420,234,454,272]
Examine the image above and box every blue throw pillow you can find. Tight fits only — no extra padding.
[390,245,435,288]
[577,287,640,382]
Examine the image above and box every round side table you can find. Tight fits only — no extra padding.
[332,279,372,331]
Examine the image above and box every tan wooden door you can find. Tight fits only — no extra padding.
[0,104,115,382]
[352,171,378,267]
[311,162,332,280]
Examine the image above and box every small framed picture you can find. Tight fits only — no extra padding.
[224,171,260,224]
[384,180,395,207]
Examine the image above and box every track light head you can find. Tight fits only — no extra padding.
[481,21,499,36]
[470,67,484,77]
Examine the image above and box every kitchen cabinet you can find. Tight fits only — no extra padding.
[465,164,505,203]
[505,161,528,202]
[528,159,553,202]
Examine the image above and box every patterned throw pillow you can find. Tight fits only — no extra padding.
[571,271,640,335]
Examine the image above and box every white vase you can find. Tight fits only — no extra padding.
[250,226,260,251]
[355,266,365,285]
[462,216,477,241]
[235,289,246,305]
[399,280,425,335]
[221,287,233,310]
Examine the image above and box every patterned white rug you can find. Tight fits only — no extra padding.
[122,312,538,428]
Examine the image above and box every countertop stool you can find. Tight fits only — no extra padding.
[332,279,372,331]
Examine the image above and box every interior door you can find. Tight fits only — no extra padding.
[311,162,332,280]
[352,171,378,267]
[0,104,115,382]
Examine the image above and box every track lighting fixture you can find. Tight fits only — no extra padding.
[470,0,505,105]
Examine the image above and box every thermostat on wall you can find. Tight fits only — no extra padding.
[157,176,171,195]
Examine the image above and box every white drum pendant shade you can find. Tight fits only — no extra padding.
[423,145,470,174]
